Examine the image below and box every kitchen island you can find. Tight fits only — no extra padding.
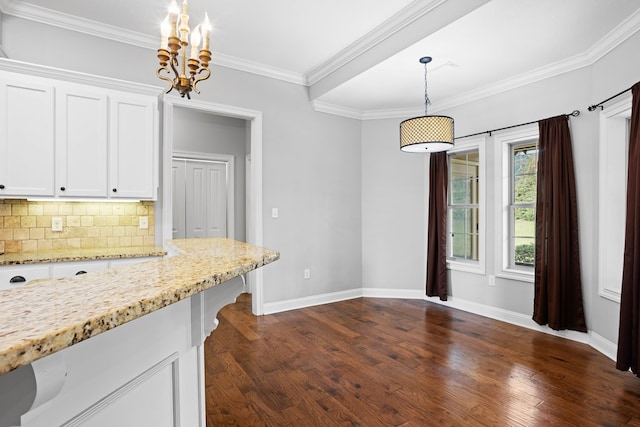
[0,238,279,427]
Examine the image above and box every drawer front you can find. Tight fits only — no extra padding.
[51,261,109,278]
[0,265,51,290]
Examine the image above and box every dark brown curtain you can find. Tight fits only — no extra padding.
[426,152,448,301]
[532,115,587,332]
[617,82,640,375]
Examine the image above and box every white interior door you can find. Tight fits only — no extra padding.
[172,158,228,239]
[172,160,186,239]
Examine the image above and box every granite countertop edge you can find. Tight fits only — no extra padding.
[0,238,280,375]
[0,245,168,266]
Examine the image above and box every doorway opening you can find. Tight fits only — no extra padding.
[161,98,264,315]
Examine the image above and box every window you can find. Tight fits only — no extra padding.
[598,94,632,302]
[448,151,480,262]
[496,125,538,282]
[509,142,538,269]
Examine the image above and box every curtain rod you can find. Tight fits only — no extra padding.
[455,110,580,140]
[588,86,632,111]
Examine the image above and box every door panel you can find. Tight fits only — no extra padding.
[173,158,228,239]
[171,160,186,239]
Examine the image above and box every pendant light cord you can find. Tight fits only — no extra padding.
[424,61,431,116]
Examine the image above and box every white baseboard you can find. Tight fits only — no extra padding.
[263,288,618,361]
[589,331,617,361]
[263,288,363,315]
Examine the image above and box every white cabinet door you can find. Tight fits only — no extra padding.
[109,94,157,199]
[51,260,109,278]
[0,78,55,197]
[0,265,50,290]
[56,88,108,197]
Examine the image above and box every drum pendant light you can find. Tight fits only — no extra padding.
[400,57,454,153]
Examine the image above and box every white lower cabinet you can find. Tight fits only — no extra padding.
[51,261,110,278]
[0,257,158,290]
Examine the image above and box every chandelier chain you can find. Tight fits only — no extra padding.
[424,61,431,116]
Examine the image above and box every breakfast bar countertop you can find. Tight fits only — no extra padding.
[0,245,168,266]
[0,238,280,375]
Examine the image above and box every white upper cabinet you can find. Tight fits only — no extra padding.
[109,93,157,199]
[0,78,55,197]
[0,60,160,200]
[55,87,108,198]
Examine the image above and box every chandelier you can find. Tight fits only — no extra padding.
[400,57,454,152]
[157,0,212,99]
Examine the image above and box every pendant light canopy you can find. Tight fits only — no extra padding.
[400,57,454,153]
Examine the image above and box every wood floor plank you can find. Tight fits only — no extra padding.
[205,294,640,426]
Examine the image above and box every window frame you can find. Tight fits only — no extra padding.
[446,136,486,275]
[598,93,632,303]
[495,125,538,282]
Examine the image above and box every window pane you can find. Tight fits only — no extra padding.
[451,176,469,204]
[514,173,537,203]
[514,237,535,266]
[451,233,466,258]
[451,208,466,233]
[513,208,535,239]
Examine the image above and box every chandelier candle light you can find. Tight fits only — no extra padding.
[400,57,454,152]
[157,0,212,98]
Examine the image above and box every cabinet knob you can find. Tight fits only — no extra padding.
[9,275,26,283]
[60,186,66,191]
[112,188,117,193]
[0,184,4,189]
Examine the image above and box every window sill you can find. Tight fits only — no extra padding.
[447,259,485,275]
[496,268,534,283]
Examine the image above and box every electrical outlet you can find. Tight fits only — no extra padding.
[488,275,496,286]
[304,269,310,279]
[51,217,63,232]
[272,208,279,219]
[139,216,149,229]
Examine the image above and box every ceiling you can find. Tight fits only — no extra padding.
[1,0,640,119]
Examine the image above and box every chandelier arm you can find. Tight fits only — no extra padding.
[192,67,211,94]
[156,67,175,94]
[169,55,181,80]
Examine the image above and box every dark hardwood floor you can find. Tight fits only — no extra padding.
[204,293,640,426]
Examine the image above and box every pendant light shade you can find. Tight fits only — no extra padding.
[400,56,454,153]
[400,115,454,152]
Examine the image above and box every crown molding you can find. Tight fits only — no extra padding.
[1,0,307,86]
[0,57,163,95]
[321,7,640,121]
[213,54,306,86]
[306,0,447,86]
[311,100,363,120]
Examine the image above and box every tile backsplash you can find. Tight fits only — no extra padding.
[0,200,155,254]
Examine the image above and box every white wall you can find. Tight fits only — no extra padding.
[361,30,640,348]
[2,15,363,305]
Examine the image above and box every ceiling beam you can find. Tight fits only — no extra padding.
[308,0,490,101]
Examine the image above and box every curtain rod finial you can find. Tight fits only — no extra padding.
[588,105,603,112]
[569,110,580,117]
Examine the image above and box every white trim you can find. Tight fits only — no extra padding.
[597,94,632,303]
[172,151,236,241]
[311,100,363,120]
[446,136,487,275]
[162,96,265,315]
[426,295,591,344]
[306,0,448,85]
[494,125,539,282]
[0,58,162,96]
[589,331,618,362]
[61,353,180,426]
[263,289,363,315]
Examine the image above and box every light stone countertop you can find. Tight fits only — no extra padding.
[0,245,167,266]
[0,238,280,375]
